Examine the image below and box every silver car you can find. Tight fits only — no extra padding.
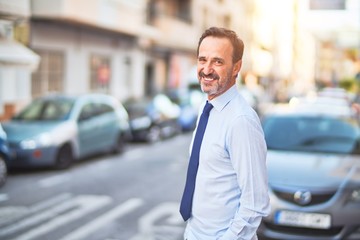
[2,93,130,169]
[258,105,360,240]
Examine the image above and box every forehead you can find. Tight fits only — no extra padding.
[198,36,233,59]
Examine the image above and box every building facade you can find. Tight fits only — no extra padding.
[1,0,246,120]
[2,0,357,120]
[0,0,40,119]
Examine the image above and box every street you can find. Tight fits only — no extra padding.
[0,133,192,240]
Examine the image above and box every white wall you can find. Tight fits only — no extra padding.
[30,21,146,101]
[0,67,32,115]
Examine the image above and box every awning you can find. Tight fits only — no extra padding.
[0,38,40,71]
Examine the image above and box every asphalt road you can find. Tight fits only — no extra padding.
[0,133,193,240]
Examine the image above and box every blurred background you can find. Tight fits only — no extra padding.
[0,1,360,240]
[0,0,359,118]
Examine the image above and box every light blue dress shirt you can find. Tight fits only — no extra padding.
[184,85,270,240]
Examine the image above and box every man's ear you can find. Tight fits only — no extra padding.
[233,60,242,77]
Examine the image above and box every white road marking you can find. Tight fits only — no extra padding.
[0,193,71,226]
[38,174,70,188]
[0,196,77,237]
[30,193,72,213]
[60,198,144,240]
[139,202,183,231]
[8,195,112,240]
[0,206,27,227]
[130,202,184,240]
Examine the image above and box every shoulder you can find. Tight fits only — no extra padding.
[225,93,263,133]
[227,92,259,120]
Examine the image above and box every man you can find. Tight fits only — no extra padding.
[180,27,270,240]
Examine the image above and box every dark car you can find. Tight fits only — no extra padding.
[0,123,11,186]
[258,103,360,240]
[124,94,181,142]
[2,93,130,169]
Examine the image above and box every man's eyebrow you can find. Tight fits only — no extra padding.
[213,57,224,62]
[197,56,224,61]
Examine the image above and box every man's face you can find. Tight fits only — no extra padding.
[197,36,241,100]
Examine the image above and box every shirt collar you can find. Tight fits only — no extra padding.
[209,85,238,112]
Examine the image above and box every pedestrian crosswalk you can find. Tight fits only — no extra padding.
[0,193,73,234]
[0,194,184,240]
[59,198,143,240]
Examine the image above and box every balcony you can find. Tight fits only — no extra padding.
[0,0,30,19]
[31,0,158,38]
[152,15,198,52]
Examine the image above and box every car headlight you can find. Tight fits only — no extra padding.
[20,133,53,149]
[350,189,360,202]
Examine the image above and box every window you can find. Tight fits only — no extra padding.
[263,116,358,154]
[146,0,191,22]
[79,103,95,121]
[177,0,191,22]
[15,98,74,121]
[79,102,114,121]
[96,103,114,115]
[90,55,111,93]
[32,50,64,97]
[124,57,132,90]
[146,0,157,24]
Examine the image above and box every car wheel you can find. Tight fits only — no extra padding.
[55,145,73,169]
[0,157,7,187]
[146,125,161,143]
[112,134,125,154]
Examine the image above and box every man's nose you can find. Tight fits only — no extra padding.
[201,62,213,75]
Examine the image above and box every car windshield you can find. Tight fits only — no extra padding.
[263,115,359,154]
[14,98,75,121]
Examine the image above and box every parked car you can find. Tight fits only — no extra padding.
[288,95,356,120]
[0,123,11,186]
[2,93,130,169]
[317,87,350,101]
[258,104,360,239]
[166,89,206,132]
[124,94,181,142]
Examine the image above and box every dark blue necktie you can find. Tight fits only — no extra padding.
[180,101,213,221]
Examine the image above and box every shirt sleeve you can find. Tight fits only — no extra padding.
[220,115,270,240]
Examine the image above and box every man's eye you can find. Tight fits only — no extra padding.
[215,60,223,65]
[198,58,206,63]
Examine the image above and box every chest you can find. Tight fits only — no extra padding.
[198,117,234,172]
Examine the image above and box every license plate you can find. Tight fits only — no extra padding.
[275,210,331,229]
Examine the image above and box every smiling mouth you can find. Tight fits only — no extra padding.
[199,72,219,81]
